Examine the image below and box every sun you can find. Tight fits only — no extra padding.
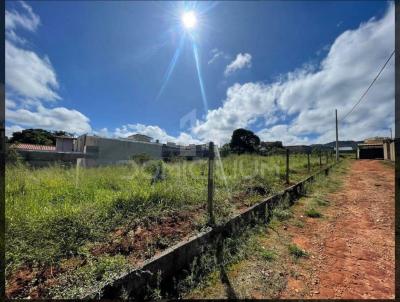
[182,11,197,29]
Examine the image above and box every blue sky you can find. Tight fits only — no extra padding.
[5,1,394,145]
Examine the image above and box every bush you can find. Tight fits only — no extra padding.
[260,249,276,261]
[144,160,167,184]
[131,153,151,165]
[5,147,22,164]
[273,208,292,221]
[305,208,322,218]
[288,244,308,258]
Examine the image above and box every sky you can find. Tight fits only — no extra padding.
[5,1,395,146]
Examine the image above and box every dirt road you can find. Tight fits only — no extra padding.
[281,160,395,299]
[187,159,395,299]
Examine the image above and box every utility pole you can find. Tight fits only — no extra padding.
[207,141,215,226]
[335,109,339,161]
[390,127,392,140]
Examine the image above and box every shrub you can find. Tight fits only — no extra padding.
[144,160,167,184]
[5,147,23,164]
[260,249,276,261]
[314,198,329,206]
[305,208,322,218]
[273,208,292,221]
[288,244,308,258]
[131,153,151,165]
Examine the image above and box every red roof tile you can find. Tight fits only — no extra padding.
[11,144,56,152]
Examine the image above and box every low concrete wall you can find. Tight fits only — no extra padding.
[17,150,84,167]
[86,165,334,299]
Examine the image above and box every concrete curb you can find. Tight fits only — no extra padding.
[86,164,335,299]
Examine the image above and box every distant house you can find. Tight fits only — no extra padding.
[9,132,208,167]
[55,136,75,152]
[9,136,84,167]
[127,134,153,143]
[161,142,208,160]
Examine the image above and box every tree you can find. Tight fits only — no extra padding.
[8,129,73,146]
[53,130,73,137]
[229,128,260,154]
[219,143,231,157]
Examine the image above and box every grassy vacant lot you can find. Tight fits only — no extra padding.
[6,152,330,298]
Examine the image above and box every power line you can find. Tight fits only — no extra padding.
[340,49,395,123]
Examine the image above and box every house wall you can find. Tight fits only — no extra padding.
[390,141,395,161]
[16,150,84,167]
[127,134,152,142]
[77,135,163,166]
[56,138,74,152]
[383,141,390,160]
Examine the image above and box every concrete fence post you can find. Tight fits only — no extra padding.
[286,148,290,184]
[207,142,215,226]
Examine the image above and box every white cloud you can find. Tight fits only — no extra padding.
[5,98,17,109]
[6,1,40,44]
[5,2,93,137]
[5,124,24,138]
[192,3,394,145]
[208,48,229,65]
[92,127,111,137]
[6,104,92,135]
[5,3,58,102]
[257,125,310,146]
[192,82,281,144]
[224,53,252,76]
[114,123,202,145]
[6,40,60,101]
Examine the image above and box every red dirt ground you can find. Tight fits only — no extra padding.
[281,160,395,299]
[6,210,200,299]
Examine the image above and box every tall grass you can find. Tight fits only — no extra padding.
[5,153,327,275]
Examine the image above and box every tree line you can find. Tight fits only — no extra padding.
[6,129,73,146]
[221,128,332,156]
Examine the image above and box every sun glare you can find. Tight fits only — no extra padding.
[182,11,197,29]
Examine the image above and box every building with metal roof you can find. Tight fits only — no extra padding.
[357,137,394,161]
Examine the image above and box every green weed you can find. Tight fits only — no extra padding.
[273,208,292,221]
[288,244,308,258]
[305,208,322,218]
[259,249,276,261]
